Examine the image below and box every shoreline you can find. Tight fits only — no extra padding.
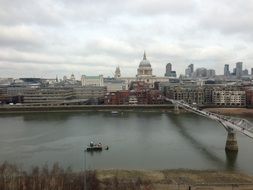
[205,107,253,116]
[0,104,175,113]
[0,104,253,115]
[97,169,253,187]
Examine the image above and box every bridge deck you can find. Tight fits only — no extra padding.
[168,99,253,139]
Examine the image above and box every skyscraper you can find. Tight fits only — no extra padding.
[243,69,249,76]
[236,62,243,79]
[166,63,172,75]
[251,68,253,75]
[207,69,216,78]
[188,64,194,74]
[185,64,194,78]
[165,63,176,77]
[224,64,230,77]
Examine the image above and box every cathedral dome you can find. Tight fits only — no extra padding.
[139,52,151,67]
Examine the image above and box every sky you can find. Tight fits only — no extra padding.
[0,0,253,79]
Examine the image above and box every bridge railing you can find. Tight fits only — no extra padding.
[167,99,253,139]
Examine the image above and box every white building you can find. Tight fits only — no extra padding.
[81,75,104,86]
[104,78,126,92]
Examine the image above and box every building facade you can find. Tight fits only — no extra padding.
[81,75,104,86]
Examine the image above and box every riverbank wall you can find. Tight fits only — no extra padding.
[0,104,175,113]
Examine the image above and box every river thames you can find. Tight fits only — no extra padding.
[0,111,253,174]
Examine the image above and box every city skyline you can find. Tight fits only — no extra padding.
[1,0,253,78]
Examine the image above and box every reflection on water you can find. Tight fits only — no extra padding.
[170,114,226,168]
[0,111,252,174]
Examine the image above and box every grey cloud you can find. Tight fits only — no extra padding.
[199,0,253,38]
[0,25,45,50]
[0,0,253,77]
[0,0,64,26]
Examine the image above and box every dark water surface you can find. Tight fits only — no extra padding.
[0,111,253,174]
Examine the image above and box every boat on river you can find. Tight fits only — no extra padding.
[111,111,119,115]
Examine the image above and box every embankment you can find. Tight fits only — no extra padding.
[0,104,175,113]
[205,107,253,116]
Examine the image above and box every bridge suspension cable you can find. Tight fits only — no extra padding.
[167,99,253,139]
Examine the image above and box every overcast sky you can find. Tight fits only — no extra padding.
[0,0,253,79]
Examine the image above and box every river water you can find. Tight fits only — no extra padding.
[0,111,253,174]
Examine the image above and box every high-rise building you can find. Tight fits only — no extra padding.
[165,63,172,75]
[236,62,243,79]
[207,69,216,78]
[251,68,253,75]
[195,68,207,78]
[185,64,194,78]
[189,64,194,74]
[224,64,230,77]
[243,69,249,76]
[165,63,177,77]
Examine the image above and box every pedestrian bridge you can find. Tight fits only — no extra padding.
[167,99,253,151]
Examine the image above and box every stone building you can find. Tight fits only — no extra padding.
[118,52,172,89]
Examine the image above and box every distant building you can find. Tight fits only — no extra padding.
[0,78,13,86]
[63,76,67,81]
[81,75,104,86]
[206,69,216,78]
[224,64,230,77]
[137,52,154,77]
[114,66,121,78]
[251,68,253,75]
[70,74,75,81]
[185,64,194,78]
[104,78,126,92]
[165,63,177,77]
[236,62,243,79]
[73,86,106,99]
[194,68,207,78]
[119,52,170,89]
[243,69,249,76]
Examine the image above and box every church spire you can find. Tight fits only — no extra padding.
[143,51,147,60]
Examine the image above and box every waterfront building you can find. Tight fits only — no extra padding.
[165,85,205,105]
[236,62,243,79]
[73,86,106,99]
[224,64,230,77]
[104,91,130,105]
[245,87,253,107]
[212,90,246,107]
[22,87,74,104]
[81,75,104,86]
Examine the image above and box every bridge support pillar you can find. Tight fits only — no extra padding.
[225,131,238,152]
[174,103,179,113]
